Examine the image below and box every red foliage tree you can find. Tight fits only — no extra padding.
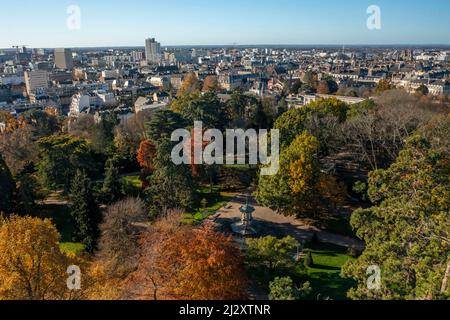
[137,140,157,189]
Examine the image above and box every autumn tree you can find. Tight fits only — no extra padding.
[173,222,248,300]
[340,90,439,170]
[0,125,39,175]
[256,132,322,217]
[177,72,201,97]
[129,213,247,300]
[137,139,157,188]
[375,79,393,94]
[86,198,149,299]
[202,75,219,92]
[0,216,79,300]
[342,119,450,300]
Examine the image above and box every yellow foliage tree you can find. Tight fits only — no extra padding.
[0,216,85,300]
[177,72,200,97]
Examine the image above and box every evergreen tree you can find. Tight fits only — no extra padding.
[102,159,122,203]
[0,155,15,214]
[69,170,102,253]
[342,118,450,300]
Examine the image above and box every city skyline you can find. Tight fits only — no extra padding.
[1,0,450,48]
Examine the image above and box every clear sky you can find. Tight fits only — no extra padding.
[1,0,450,48]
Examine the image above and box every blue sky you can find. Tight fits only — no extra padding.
[1,0,450,48]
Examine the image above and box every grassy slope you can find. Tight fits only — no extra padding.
[304,242,355,300]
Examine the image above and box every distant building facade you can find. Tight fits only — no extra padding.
[24,70,49,96]
[54,48,74,70]
[145,38,161,64]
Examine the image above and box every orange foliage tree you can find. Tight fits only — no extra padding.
[137,139,157,188]
[128,213,248,300]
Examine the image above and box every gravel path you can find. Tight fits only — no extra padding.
[215,194,365,250]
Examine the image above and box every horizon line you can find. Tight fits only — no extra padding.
[2,43,450,50]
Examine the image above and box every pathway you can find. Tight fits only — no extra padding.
[214,194,365,250]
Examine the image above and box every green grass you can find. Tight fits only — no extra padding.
[122,175,142,188]
[60,242,85,254]
[304,242,355,300]
[245,242,355,301]
[183,185,235,224]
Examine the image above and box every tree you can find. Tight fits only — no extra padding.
[145,140,196,218]
[96,198,146,279]
[317,174,347,212]
[274,97,348,148]
[226,88,259,127]
[342,120,450,300]
[177,72,201,97]
[137,139,157,189]
[0,216,79,300]
[246,236,299,271]
[101,159,123,203]
[172,222,248,300]
[416,84,429,96]
[256,132,321,217]
[14,163,38,215]
[375,79,393,94]
[171,91,227,129]
[37,135,95,192]
[317,80,331,94]
[90,112,118,154]
[146,110,188,144]
[202,75,219,92]
[0,154,15,214]
[269,277,312,300]
[21,109,59,137]
[340,90,438,170]
[0,125,39,175]
[69,170,102,253]
[129,213,247,300]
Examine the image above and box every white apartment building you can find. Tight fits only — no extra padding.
[24,70,49,96]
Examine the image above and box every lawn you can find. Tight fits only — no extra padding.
[183,186,235,224]
[303,242,356,300]
[121,174,142,196]
[246,241,355,300]
[60,242,86,254]
[35,203,86,255]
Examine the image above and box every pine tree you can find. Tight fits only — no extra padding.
[102,159,122,204]
[69,170,101,253]
[0,155,15,214]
